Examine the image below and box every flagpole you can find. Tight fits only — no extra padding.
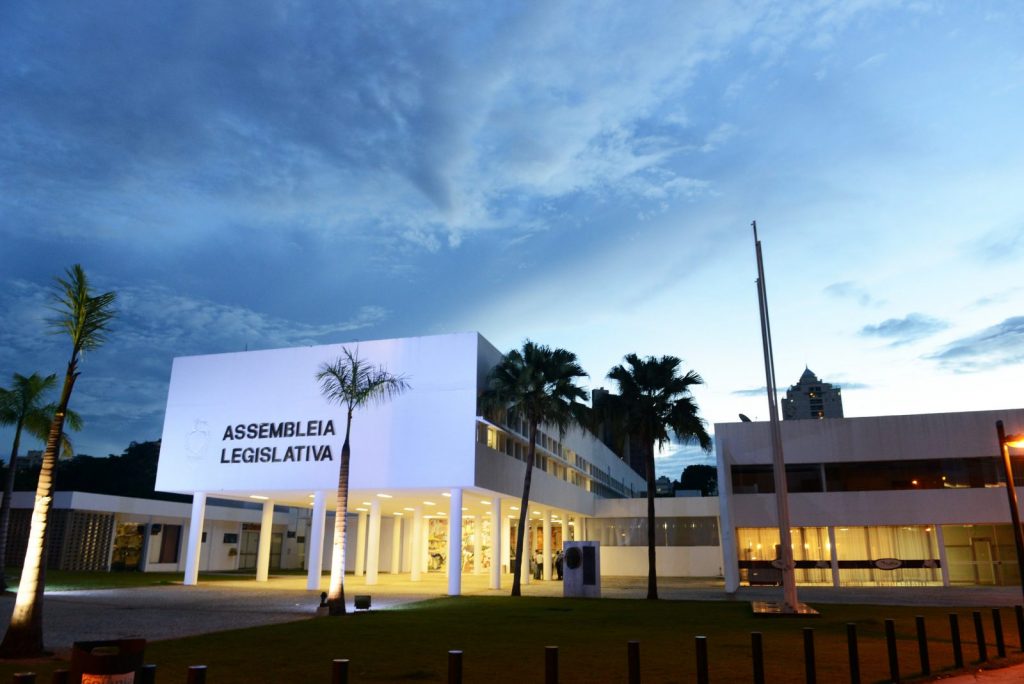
[752,220,799,612]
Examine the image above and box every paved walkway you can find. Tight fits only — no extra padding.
[2,574,1024,681]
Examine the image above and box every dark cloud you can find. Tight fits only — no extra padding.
[731,386,779,397]
[926,316,1024,372]
[859,313,950,346]
[824,281,883,307]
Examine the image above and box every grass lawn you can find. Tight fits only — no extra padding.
[3,596,1024,683]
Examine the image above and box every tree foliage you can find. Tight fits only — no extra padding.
[480,340,588,595]
[316,347,410,615]
[605,353,711,600]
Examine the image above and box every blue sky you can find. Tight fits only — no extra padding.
[2,1,1023,480]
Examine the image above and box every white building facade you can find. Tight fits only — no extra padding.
[156,332,657,593]
[716,408,1024,592]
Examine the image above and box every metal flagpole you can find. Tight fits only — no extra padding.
[752,221,799,612]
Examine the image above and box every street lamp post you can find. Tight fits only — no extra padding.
[996,420,1024,605]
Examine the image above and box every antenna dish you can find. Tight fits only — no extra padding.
[739,413,752,423]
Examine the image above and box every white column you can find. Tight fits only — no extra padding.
[354,511,367,577]
[490,498,502,589]
[306,491,328,590]
[411,506,423,581]
[543,510,552,581]
[560,519,568,548]
[523,521,531,585]
[421,515,430,573]
[184,492,207,586]
[366,499,382,585]
[827,526,840,589]
[448,488,463,596]
[256,500,275,582]
[391,516,402,574]
[472,518,481,575]
[503,515,512,575]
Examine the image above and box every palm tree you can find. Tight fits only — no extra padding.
[606,354,711,600]
[316,347,409,616]
[0,373,82,592]
[0,265,116,658]
[480,341,588,597]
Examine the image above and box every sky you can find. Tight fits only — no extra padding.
[2,1,1023,481]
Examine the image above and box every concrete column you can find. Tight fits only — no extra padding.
[184,492,207,586]
[560,518,568,548]
[490,498,502,589]
[255,500,275,582]
[543,510,552,581]
[390,515,402,574]
[306,491,328,590]
[448,488,463,596]
[366,499,381,585]
[411,506,423,581]
[717,455,740,593]
[827,526,840,588]
[354,511,367,576]
[421,515,430,573]
[935,524,951,587]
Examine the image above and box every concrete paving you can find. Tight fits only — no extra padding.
[3,574,1024,681]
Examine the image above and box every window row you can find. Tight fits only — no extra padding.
[731,456,1014,494]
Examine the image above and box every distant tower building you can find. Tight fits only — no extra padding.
[782,368,844,420]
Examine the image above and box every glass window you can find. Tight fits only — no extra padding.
[584,517,718,546]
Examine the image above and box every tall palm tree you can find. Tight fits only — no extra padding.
[606,354,711,600]
[0,265,116,658]
[480,341,588,597]
[0,373,82,592]
[316,347,409,616]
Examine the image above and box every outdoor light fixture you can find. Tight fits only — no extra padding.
[509,506,519,511]
[355,507,368,512]
[996,419,1024,605]
[250,495,269,500]
[480,500,491,505]
[376,493,393,498]
[403,507,414,511]
[423,501,436,506]
[442,492,452,497]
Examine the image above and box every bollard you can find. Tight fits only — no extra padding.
[751,632,764,684]
[627,640,640,684]
[136,664,156,684]
[950,613,964,669]
[545,646,558,684]
[186,665,207,684]
[448,650,463,684]
[12,674,36,684]
[885,619,900,683]
[916,615,930,676]
[695,636,708,684]
[846,623,860,684]
[331,658,350,684]
[1017,605,1024,652]
[50,671,69,684]
[973,611,988,662]
[803,628,816,684]
[993,608,1006,658]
